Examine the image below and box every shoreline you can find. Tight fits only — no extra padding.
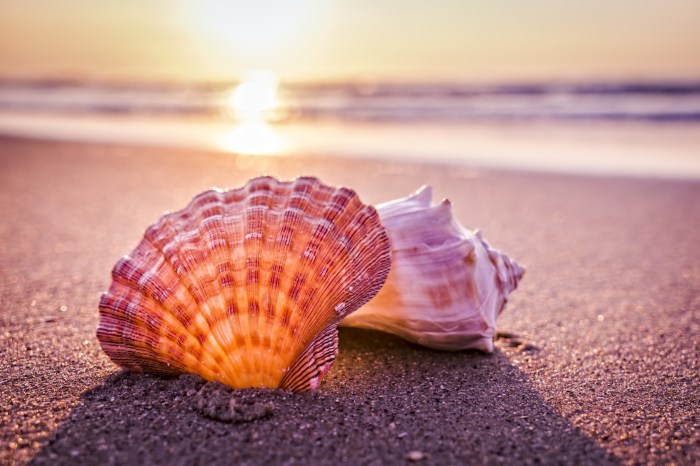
[2,112,700,180]
[1,136,698,465]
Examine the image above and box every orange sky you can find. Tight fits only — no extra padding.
[1,0,699,82]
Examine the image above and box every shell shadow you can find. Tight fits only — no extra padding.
[30,328,619,465]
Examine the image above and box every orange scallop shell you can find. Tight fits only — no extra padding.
[97,176,391,392]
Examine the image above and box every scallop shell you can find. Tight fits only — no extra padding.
[97,176,391,392]
[341,186,524,352]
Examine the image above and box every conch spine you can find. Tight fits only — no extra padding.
[342,186,524,352]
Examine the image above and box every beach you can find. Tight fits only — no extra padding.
[1,135,699,465]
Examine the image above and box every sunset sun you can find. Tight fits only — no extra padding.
[228,70,280,121]
[180,0,327,68]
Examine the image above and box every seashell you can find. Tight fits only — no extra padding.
[341,186,524,352]
[97,176,391,392]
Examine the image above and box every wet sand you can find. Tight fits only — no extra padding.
[1,136,698,465]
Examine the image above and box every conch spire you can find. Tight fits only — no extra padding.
[342,186,524,352]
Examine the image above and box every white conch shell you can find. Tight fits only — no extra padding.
[341,186,524,352]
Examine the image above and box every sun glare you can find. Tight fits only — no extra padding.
[229,70,279,120]
[182,0,326,61]
[220,70,285,155]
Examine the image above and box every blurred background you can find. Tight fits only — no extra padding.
[1,0,699,176]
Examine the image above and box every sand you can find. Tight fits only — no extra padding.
[0,135,698,465]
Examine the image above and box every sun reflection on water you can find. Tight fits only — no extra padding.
[228,70,279,120]
[219,122,282,155]
[219,70,285,155]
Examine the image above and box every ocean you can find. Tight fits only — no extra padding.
[1,78,700,178]
[2,78,700,122]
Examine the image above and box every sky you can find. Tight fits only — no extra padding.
[1,0,699,82]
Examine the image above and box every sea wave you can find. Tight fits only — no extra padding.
[1,78,699,122]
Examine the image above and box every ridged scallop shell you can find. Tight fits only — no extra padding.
[97,176,391,392]
[341,186,524,352]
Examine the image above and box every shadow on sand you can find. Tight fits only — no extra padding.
[31,328,618,465]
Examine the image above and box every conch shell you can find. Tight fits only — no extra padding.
[97,176,391,392]
[341,186,524,352]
